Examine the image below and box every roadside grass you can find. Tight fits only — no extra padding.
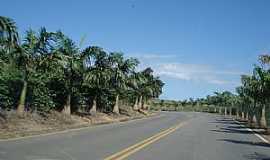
[0,108,155,140]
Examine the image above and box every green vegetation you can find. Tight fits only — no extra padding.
[0,16,164,116]
[151,98,217,112]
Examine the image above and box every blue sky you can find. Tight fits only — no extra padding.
[2,0,270,100]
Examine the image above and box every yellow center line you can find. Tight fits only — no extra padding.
[103,121,187,160]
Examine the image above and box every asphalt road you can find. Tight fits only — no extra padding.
[0,112,269,160]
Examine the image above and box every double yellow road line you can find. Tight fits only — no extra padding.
[104,121,187,160]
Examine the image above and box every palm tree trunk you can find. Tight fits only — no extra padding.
[142,97,149,110]
[252,114,257,127]
[90,97,97,115]
[251,101,257,127]
[219,107,221,114]
[246,112,249,121]
[260,105,267,128]
[142,97,145,109]
[113,94,120,114]
[17,80,27,115]
[138,95,142,109]
[133,97,138,110]
[241,111,245,120]
[224,107,227,116]
[229,107,232,116]
[62,94,71,115]
[236,108,239,119]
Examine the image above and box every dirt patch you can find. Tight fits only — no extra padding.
[0,109,156,139]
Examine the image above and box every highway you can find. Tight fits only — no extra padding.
[0,112,269,160]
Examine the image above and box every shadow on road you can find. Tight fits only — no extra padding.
[209,117,270,159]
[243,152,270,160]
[210,127,253,134]
[209,118,244,125]
[217,139,270,148]
[210,118,252,135]
[226,125,246,129]
[209,121,237,125]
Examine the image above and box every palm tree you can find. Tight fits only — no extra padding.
[126,71,145,110]
[0,16,19,49]
[108,52,128,114]
[147,77,164,110]
[109,53,140,113]
[139,67,164,110]
[15,28,55,115]
[256,55,270,128]
[128,71,147,110]
[52,31,82,115]
[83,46,111,114]
[240,74,261,126]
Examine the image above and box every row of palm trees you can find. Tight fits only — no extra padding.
[0,16,164,116]
[202,56,270,130]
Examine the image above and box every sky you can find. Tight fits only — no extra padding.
[2,0,270,100]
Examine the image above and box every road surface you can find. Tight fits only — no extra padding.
[0,112,269,160]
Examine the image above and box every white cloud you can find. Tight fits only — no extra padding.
[127,52,244,86]
[153,63,243,85]
[158,71,191,80]
[128,53,178,60]
[206,79,229,85]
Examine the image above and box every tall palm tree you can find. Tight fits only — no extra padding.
[83,46,111,114]
[108,52,139,114]
[255,56,270,128]
[138,68,154,109]
[127,71,144,110]
[0,16,19,49]
[15,28,54,115]
[52,31,82,115]
[240,74,261,125]
[136,67,164,110]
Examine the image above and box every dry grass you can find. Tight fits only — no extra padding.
[0,108,153,139]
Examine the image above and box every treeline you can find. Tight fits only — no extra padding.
[0,16,164,116]
[152,98,213,112]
